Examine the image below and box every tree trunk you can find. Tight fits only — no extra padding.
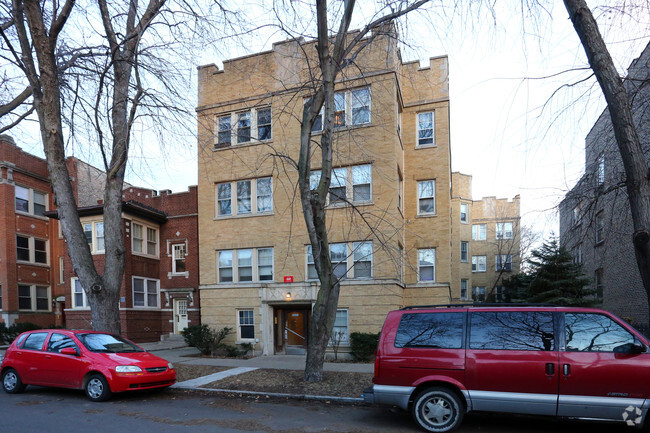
[563,0,650,327]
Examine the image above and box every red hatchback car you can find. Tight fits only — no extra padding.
[1,329,176,401]
[364,305,650,432]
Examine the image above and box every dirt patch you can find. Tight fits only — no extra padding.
[174,364,230,382]
[199,369,372,398]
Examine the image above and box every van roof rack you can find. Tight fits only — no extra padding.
[400,303,558,310]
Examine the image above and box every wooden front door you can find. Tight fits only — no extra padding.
[274,307,310,354]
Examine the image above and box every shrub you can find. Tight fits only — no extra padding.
[0,322,8,345]
[4,322,42,344]
[181,325,233,356]
[349,332,379,362]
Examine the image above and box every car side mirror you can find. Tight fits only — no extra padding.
[60,347,79,356]
[614,342,646,354]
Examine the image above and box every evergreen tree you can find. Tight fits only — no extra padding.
[504,237,594,306]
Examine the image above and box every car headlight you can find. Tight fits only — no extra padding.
[115,365,142,373]
[168,362,174,370]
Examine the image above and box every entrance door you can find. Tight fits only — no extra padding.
[174,299,189,334]
[274,307,310,354]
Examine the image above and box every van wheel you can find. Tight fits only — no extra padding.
[411,387,464,433]
[2,369,26,394]
[85,374,112,402]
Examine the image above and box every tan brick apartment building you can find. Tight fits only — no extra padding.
[451,173,521,302]
[196,30,520,356]
[0,134,200,342]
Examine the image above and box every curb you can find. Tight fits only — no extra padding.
[172,384,365,404]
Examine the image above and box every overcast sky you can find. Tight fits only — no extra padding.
[7,1,650,241]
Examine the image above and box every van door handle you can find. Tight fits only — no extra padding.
[563,364,571,376]
[545,363,555,375]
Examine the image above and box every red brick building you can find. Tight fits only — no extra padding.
[0,135,200,342]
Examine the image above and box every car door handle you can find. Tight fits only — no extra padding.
[563,364,571,376]
[545,363,555,375]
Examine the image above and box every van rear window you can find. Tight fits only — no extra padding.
[395,312,464,348]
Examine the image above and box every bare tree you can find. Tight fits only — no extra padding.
[562,0,650,328]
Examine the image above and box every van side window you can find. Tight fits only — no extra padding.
[470,311,554,351]
[395,312,464,349]
[565,313,635,352]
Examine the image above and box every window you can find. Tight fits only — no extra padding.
[329,168,347,205]
[307,242,373,281]
[418,249,435,282]
[565,313,634,352]
[573,244,583,265]
[460,241,469,262]
[472,286,486,302]
[16,235,48,264]
[311,164,372,206]
[18,284,50,311]
[470,311,555,351]
[133,277,159,308]
[496,254,513,272]
[395,312,464,348]
[495,286,506,302]
[172,243,186,274]
[331,309,349,344]
[72,278,89,308]
[238,310,255,340]
[237,111,251,143]
[22,332,48,351]
[83,221,105,253]
[595,211,604,244]
[216,115,231,148]
[257,107,272,140]
[460,279,469,300]
[217,177,273,217]
[310,87,371,131]
[417,112,434,146]
[47,333,79,353]
[131,222,158,256]
[496,222,513,239]
[15,185,47,217]
[460,203,468,223]
[418,180,436,214]
[472,255,486,272]
[351,87,371,125]
[352,165,371,202]
[597,153,605,185]
[218,248,274,283]
[572,204,581,226]
[472,224,487,240]
[595,268,604,300]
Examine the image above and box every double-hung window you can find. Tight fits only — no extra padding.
[238,310,255,340]
[257,108,272,140]
[472,224,487,241]
[330,168,347,204]
[131,222,158,257]
[460,203,468,223]
[310,87,371,131]
[218,248,274,283]
[418,180,436,215]
[496,222,513,240]
[256,177,273,212]
[215,107,272,148]
[217,177,273,217]
[334,92,346,128]
[16,235,48,264]
[15,185,47,217]
[306,241,373,281]
[83,221,105,253]
[418,249,436,282]
[133,277,159,308]
[460,279,469,300]
[496,254,513,272]
[472,255,487,272]
[595,211,605,244]
[217,183,232,216]
[18,284,50,311]
[417,112,435,146]
[351,88,371,125]
[460,241,469,262]
[597,154,605,185]
[216,115,232,148]
[310,164,372,206]
[237,180,252,214]
[352,165,371,202]
[72,278,89,308]
[237,112,251,143]
[172,243,187,274]
[331,309,349,344]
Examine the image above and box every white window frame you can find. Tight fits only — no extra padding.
[472,224,487,241]
[472,286,486,302]
[416,111,435,147]
[418,248,436,282]
[71,278,89,309]
[460,279,469,300]
[216,114,232,148]
[306,242,373,281]
[15,185,48,217]
[460,241,469,263]
[18,284,51,312]
[331,309,349,345]
[237,309,255,341]
[310,164,372,206]
[417,180,436,215]
[216,177,274,217]
[83,220,105,253]
[496,254,513,272]
[310,87,371,132]
[460,203,468,223]
[171,243,187,275]
[218,248,274,284]
[257,248,274,281]
[214,106,272,148]
[472,255,487,272]
[496,222,514,240]
[131,221,158,257]
[16,235,48,265]
[132,276,160,308]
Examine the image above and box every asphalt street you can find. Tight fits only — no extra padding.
[0,386,639,433]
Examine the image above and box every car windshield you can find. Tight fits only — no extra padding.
[77,333,144,353]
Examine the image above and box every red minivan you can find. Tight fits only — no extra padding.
[364,305,650,432]
[1,329,176,401]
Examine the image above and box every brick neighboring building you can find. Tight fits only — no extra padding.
[451,173,521,302]
[559,42,650,330]
[0,134,200,342]
[196,29,520,356]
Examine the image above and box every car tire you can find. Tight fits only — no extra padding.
[2,369,26,394]
[411,387,464,433]
[85,374,112,402]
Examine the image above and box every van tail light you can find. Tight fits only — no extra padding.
[374,352,380,380]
